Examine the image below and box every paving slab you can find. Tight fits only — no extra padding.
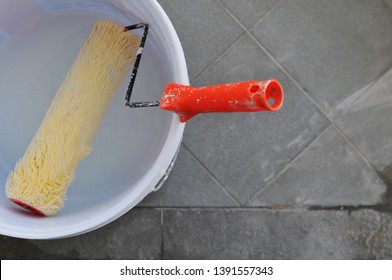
[252,0,392,119]
[0,209,162,259]
[251,126,386,207]
[184,35,329,205]
[140,145,238,207]
[163,209,392,259]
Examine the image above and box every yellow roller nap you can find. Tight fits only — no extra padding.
[5,20,140,216]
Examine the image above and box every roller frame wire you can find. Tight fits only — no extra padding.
[124,23,160,108]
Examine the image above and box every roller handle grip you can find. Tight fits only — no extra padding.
[159,80,284,122]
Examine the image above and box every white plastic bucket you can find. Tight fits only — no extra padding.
[0,0,188,239]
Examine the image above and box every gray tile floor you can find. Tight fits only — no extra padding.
[1,0,392,259]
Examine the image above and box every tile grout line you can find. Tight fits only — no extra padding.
[181,143,242,207]
[246,123,333,205]
[217,0,285,31]
[136,205,243,210]
[136,204,391,212]
[215,0,249,31]
[142,206,312,212]
[248,0,285,29]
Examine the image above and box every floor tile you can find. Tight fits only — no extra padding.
[0,209,162,259]
[252,0,392,119]
[163,209,392,259]
[219,0,280,28]
[139,145,238,207]
[157,0,245,80]
[251,127,386,207]
[184,35,329,205]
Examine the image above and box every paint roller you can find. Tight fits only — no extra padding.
[5,20,284,216]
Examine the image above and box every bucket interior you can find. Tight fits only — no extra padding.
[0,0,187,238]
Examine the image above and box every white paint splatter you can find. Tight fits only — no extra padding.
[136,47,144,55]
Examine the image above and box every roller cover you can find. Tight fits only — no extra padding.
[5,21,140,216]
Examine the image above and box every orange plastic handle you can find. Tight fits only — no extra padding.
[159,79,284,122]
